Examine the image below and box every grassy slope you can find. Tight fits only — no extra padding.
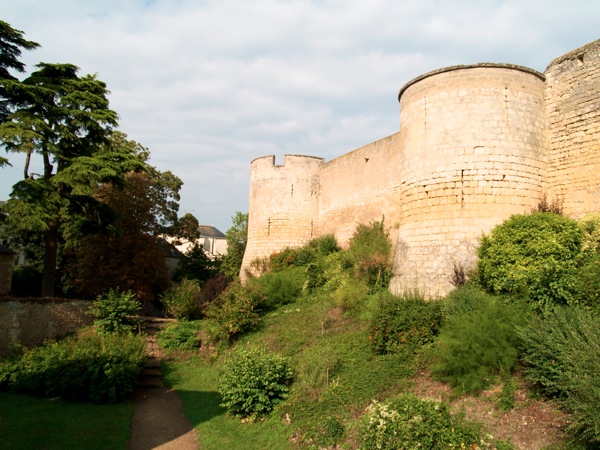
[163,295,419,449]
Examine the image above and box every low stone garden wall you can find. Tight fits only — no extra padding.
[0,297,92,356]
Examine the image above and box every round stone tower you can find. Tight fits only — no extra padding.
[391,64,546,297]
[241,154,324,278]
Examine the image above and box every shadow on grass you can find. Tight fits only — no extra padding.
[130,387,223,449]
[170,388,225,425]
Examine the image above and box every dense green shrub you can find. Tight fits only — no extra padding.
[370,291,443,355]
[575,214,600,310]
[347,219,392,290]
[253,267,305,311]
[269,247,299,272]
[332,278,370,318]
[477,212,583,309]
[157,321,202,350]
[306,234,340,256]
[87,289,140,335]
[432,288,529,394]
[359,394,482,449]
[218,346,293,418]
[518,306,600,445]
[0,333,146,403]
[161,279,202,320]
[268,235,340,273]
[173,242,218,283]
[574,256,600,310]
[579,213,600,257]
[205,281,262,343]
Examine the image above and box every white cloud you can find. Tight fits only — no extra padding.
[1,0,599,230]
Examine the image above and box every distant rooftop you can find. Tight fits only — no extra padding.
[198,225,226,238]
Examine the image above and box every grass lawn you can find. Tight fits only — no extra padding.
[0,392,133,449]
[163,356,293,449]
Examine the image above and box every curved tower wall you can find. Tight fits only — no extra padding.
[391,65,546,296]
[544,40,600,217]
[241,155,323,277]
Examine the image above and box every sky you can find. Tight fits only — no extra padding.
[1,1,599,232]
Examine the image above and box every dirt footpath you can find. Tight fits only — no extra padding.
[129,386,199,450]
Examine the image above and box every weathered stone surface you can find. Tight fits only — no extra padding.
[242,40,600,297]
[0,299,92,355]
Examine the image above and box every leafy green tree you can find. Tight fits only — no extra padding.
[0,62,146,297]
[0,20,40,130]
[68,169,181,307]
[174,212,201,241]
[220,211,248,278]
[174,242,218,283]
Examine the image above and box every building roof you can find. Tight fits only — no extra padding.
[198,225,226,239]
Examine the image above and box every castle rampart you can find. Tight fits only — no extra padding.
[392,63,547,295]
[241,40,600,297]
[241,154,324,274]
[544,40,600,217]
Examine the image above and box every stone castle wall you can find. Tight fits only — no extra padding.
[545,41,600,217]
[241,39,600,296]
[242,155,324,273]
[392,64,547,295]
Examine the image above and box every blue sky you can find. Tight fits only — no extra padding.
[1,0,599,231]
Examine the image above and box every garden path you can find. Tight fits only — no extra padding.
[129,317,200,450]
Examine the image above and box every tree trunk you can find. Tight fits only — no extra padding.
[41,219,59,297]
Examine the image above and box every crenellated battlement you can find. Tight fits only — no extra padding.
[242,39,600,296]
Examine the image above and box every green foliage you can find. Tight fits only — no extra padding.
[0,62,129,297]
[306,234,340,256]
[347,219,392,290]
[431,287,529,394]
[87,289,140,336]
[220,211,248,278]
[575,214,600,310]
[204,281,263,343]
[253,267,305,311]
[498,375,516,411]
[268,247,299,272]
[174,243,218,284]
[161,279,202,320]
[518,306,600,445]
[0,20,40,120]
[268,235,341,274]
[359,394,482,450]
[574,255,600,310]
[218,346,293,418]
[478,212,583,308]
[173,212,200,241]
[332,278,370,318]
[0,333,146,403]
[157,321,202,350]
[579,213,600,257]
[370,291,443,355]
